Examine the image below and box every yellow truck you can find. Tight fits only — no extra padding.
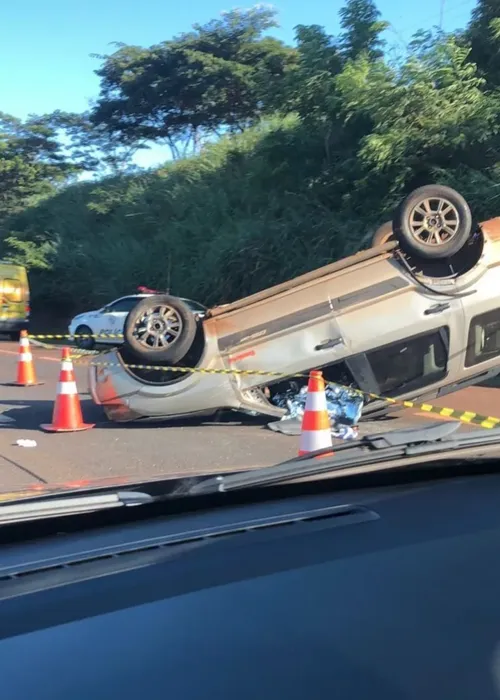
[0,262,30,340]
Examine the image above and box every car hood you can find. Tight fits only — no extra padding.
[72,311,100,321]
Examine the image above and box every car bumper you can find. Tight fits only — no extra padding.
[89,359,142,422]
[88,348,246,422]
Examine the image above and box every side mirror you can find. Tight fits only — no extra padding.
[101,306,110,314]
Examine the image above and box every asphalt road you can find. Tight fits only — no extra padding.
[0,338,499,493]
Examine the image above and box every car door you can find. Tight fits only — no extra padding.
[98,297,140,343]
[330,260,466,403]
[215,253,410,389]
[216,283,347,391]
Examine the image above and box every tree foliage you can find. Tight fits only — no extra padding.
[48,110,142,175]
[338,0,388,61]
[0,112,81,221]
[466,0,500,87]
[89,7,298,158]
[336,36,499,202]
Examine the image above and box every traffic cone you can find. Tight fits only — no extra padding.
[40,347,95,433]
[298,370,334,458]
[9,330,43,387]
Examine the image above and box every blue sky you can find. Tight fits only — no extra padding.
[2,0,477,169]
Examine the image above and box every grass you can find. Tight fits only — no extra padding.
[0,115,380,319]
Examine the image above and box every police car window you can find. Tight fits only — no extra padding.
[366,328,449,396]
[465,308,500,367]
[107,297,139,313]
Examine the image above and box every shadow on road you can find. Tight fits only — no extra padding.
[0,398,104,429]
[84,407,274,430]
[0,392,401,433]
[0,399,274,431]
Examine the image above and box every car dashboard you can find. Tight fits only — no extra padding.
[1,467,500,699]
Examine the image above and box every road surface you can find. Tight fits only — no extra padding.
[0,339,499,492]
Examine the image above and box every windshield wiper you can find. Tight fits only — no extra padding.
[186,421,500,495]
[0,491,153,524]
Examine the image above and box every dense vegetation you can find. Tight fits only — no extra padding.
[1,0,500,321]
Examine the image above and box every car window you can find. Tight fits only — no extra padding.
[465,308,500,367]
[366,328,449,396]
[106,297,140,313]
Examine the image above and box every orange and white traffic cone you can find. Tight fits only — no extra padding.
[40,347,95,433]
[10,330,42,387]
[298,370,334,458]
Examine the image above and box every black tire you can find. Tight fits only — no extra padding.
[124,295,197,364]
[393,184,472,260]
[8,330,20,342]
[74,325,95,350]
[371,221,395,247]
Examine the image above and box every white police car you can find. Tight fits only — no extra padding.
[68,294,207,350]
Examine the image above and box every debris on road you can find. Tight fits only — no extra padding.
[270,381,363,440]
[15,439,37,447]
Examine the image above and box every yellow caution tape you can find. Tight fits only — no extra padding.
[26,332,500,429]
[29,334,114,360]
[29,333,123,340]
[69,348,104,358]
[85,359,500,430]
[29,337,105,360]
[361,393,500,430]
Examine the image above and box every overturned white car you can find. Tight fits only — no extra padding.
[89,185,500,423]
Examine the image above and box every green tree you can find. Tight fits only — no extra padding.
[48,110,140,176]
[0,112,80,222]
[89,7,297,157]
[335,34,500,209]
[466,0,500,87]
[278,25,342,118]
[338,0,388,61]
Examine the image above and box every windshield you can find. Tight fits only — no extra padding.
[1,0,498,511]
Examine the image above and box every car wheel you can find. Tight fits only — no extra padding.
[371,221,395,247]
[124,295,198,364]
[392,184,473,260]
[74,325,95,350]
[8,331,21,342]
